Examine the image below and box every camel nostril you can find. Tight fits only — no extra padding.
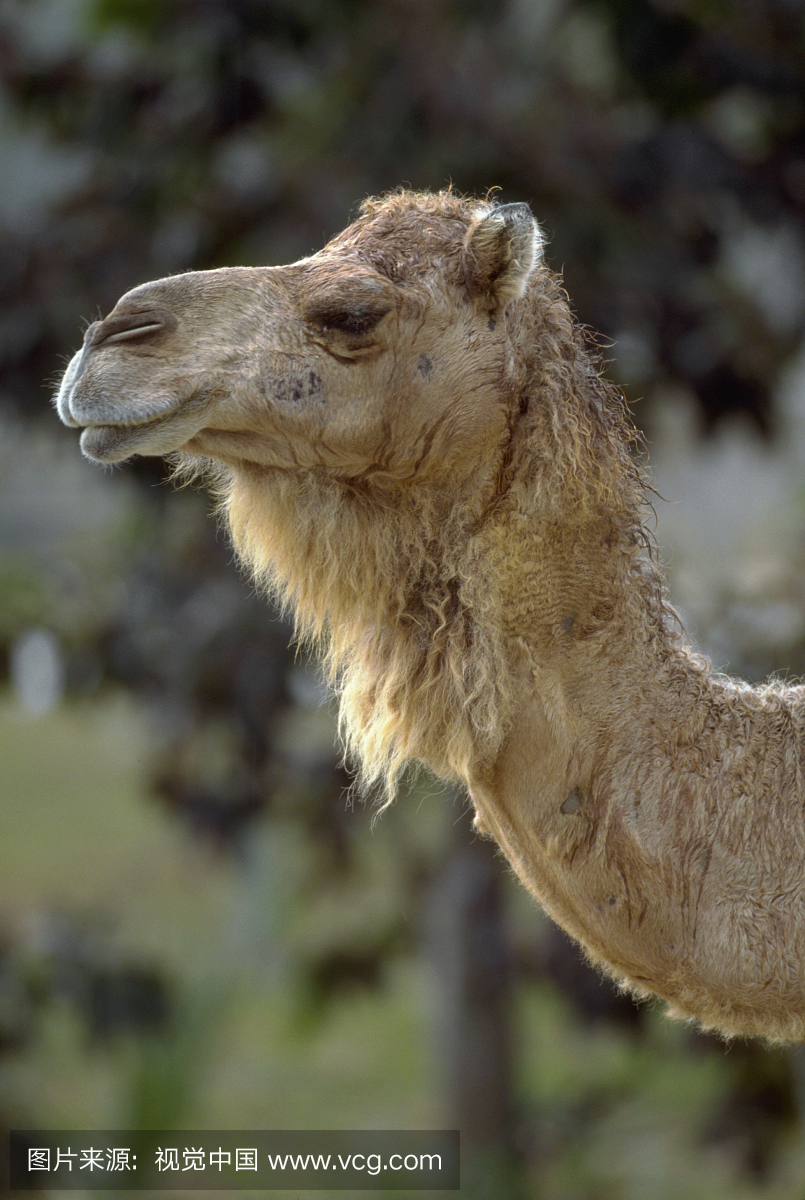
[99,322,165,345]
[89,307,176,349]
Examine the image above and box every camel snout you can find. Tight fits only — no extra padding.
[55,304,185,436]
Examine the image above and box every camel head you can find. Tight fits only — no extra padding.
[56,194,543,488]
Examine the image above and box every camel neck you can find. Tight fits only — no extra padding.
[466,506,805,1040]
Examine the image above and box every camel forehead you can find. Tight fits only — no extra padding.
[323,191,486,281]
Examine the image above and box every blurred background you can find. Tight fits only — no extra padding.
[3,0,805,1197]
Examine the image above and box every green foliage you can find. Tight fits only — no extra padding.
[123,982,228,1129]
[0,552,52,639]
[90,0,167,39]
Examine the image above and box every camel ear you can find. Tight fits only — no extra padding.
[463,203,543,306]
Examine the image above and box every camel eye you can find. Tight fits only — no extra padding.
[311,304,390,337]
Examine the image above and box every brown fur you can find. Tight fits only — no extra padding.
[56,189,805,1041]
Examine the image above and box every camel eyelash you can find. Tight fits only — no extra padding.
[310,305,390,336]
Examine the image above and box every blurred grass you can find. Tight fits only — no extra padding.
[515,984,805,1199]
[0,687,435,1100]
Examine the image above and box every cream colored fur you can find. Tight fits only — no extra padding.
[56,190,805,1041]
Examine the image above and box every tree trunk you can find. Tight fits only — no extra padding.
[425,797,525,1196]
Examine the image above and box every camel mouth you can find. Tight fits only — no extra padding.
[56,337,215,462]
[80,396,181,428]
[78,405,184,462]
[76,393,218,463]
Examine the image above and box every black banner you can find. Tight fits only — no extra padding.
[9,1129,460,1190]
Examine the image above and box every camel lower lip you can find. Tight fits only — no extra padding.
[79,424,146,463]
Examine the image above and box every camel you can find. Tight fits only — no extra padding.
[56,189,805,1042]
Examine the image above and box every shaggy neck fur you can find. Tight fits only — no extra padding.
[224,458,513,797]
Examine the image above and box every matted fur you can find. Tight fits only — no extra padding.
[57,188,805,1041]
[224,461,512,799]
